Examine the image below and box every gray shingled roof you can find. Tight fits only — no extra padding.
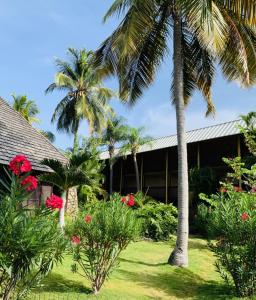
[100,119,243,159]
[0,98,67,172]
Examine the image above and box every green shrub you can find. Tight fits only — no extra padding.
[68,197,140,294]
[0,162,66,300]
[137,202,178,241]
[202,189,256,297]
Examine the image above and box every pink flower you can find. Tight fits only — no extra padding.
[84,215,92,223]
[241,213,249,221]
[127,194,135,207]
[9,155,32,175]
[21,175,38,191]
[45,194,63,210]
[71,235,81,245]
[251,186,256,193]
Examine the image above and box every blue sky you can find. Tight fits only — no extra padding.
[0,0,255,150]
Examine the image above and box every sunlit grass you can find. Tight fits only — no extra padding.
[29,237,249,299]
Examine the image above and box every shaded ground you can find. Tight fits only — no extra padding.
[29,237,248,299]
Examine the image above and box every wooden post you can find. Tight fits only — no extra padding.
[165,149,169,204]
[140,156,144,191]
[119,160,123,194]
[197,143,200,169]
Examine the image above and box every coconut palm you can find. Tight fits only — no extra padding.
[94,0,256,266]
[40,152,92,228]
[120,127,151,192]
[101,116,128,194]
[12,94,40,125]
[46,48,114,153]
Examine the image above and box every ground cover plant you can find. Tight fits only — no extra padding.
[0,156,66,300]
[68,195,140,294]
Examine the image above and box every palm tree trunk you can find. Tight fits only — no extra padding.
[73,129,79,154]
[168,12,189,267]
[133,153,140,192]
[59,191,67,229]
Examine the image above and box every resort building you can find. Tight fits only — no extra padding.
[0,98,67,207]
[101,120,249,204]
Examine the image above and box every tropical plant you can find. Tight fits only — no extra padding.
[0,157,66,300]
[11,94,40,124]
[39,130,56,143]
[137,201,178,241]
[68,196,140,294]
[94,0,256,266]
[101,116,128,194]
[120,127,151,192]
[40,152,93,228]
[239,111,256,156]
[46,48,114,153]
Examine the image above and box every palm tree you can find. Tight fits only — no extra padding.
[101,116,128,194]
[94,1,256,266]
[120,127,151,192]
[40,130,56,143]
[12,94,40,125]
[40,152,92,228]
[46,48,114,153]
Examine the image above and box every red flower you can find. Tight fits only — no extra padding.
[241,213,249,221]
[127,194,135,207]
[251,186,256,193]
[121,197,127,204]
[21,175,38,191]
[234,186,243,192]
[9,155,32,175]
[219,187,227,193]
[71,235,81,245]
[45,194,63,210]
[84,215,92,223]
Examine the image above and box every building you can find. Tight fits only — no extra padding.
[101,119,249,204]
[0,98,69,207]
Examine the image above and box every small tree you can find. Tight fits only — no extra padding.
[40,152,92,228]
[239,112,256,156]
[121,127,151,192]
[68,195,140,294]
[101,116,128,194]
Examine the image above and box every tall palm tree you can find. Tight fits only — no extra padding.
[46,48,114,153]
[120,127,151,192]
[12,94,40,125]
[40,152,92,228]
[94,0,256,266]
[101,116,128,194]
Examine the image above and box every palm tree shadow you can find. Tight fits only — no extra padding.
[116,267,231,299]
[119,257,167,267]
[34,273,91,294]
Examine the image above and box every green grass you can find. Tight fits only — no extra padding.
[29,237,250,300]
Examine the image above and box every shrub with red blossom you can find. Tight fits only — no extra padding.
[84,215,92,223]
[71,235,81,245]
[45,194,63,210]
[241,212,249,221]
[21,175,38,191]
[9,155,32,175]
[120,194,135,207]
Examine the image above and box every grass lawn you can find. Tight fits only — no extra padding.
[29,237,249,300]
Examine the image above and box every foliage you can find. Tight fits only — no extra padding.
[0,167,66,300]
[137,201,178,241]
[201,188,256,297]
[68,197,140,294]
[238,112,256,156]
[11,94,40,125]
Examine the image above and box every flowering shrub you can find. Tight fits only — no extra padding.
[68,198,140,294]
[0,156,66,300]
[45,194,63,210]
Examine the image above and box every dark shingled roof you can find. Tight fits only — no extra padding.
[0,98,67,172]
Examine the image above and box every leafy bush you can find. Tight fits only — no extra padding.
[137,201,178,241]
[0,156,66,300]
[203,189,256,297]
[68,197,140,294]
